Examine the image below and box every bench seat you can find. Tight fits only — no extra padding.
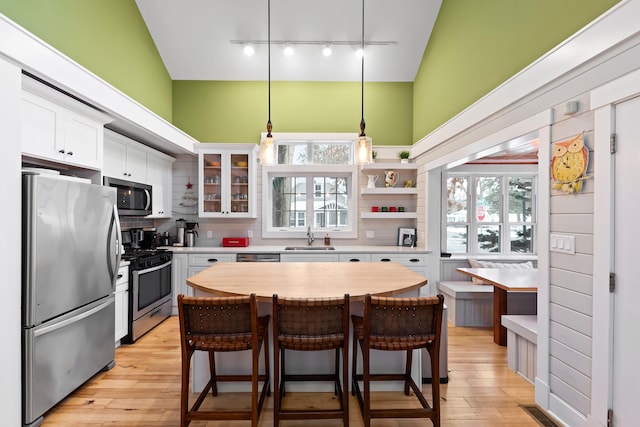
[438,281,493,327]
[438,281,538,328]
[501,315,537,384]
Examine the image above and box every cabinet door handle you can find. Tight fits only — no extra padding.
[207,258,219,263]
[349,258,360,262]
[380,258,391,262]
[58,149,65,154]
[409,258,420,263]
[117,274,123,279]
[67,151,73,156]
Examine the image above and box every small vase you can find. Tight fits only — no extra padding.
[400,158,409,164]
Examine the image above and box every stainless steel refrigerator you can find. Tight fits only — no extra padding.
[22,170,121,427]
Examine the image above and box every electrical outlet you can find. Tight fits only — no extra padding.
[206,230,213,239]
[366,230,375,239]
[247,230,253,238]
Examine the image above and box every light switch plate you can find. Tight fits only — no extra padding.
[366,230,375,239]
[550,233,575,254]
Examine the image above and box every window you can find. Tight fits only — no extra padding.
[443,171,536,254]
[262,133,360,239]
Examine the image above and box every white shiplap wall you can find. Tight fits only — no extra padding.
[548,105,595,417]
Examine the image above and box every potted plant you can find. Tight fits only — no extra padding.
[398,150,410,163]
[372,150,378,162]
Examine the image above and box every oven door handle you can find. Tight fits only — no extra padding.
[133,260,172,275]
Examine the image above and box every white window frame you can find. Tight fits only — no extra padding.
[261,133,360,239]
[442,164,537,255]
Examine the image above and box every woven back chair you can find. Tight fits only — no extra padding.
[272,294,350,426]
[177,294,270,427]
[351,294,444,427]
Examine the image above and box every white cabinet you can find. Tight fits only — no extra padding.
[171,253,236,315]
[372,253,431,294]
[103,129,147,182]
[103,129,175,218]
[280,253,340,262]
[146,152,174,218]
[114,263,129,344]
[171,254,188,315]
[197,144,258,218]
[339,253,371,262]
[21,78,111,170]
[187,253,236,278]
[360,162,418,219]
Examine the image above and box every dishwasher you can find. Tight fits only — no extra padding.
[236,253,281,262]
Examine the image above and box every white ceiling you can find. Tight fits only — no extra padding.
[135,0,442,82]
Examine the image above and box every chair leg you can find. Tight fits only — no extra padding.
[252,345,259,427]
[341,345,349,426]
[334,347,340,396]
[363,342,371,427]
[264,337,271,397]
[273,346,281,427]
[208,350,217,396]
[428,345,441,427]
[180,348,193,427]
[404,349,413,396]
[351,329,358,396]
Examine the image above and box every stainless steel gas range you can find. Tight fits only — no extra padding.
[121,248,172,343]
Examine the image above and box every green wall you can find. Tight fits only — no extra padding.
[172,80,413,145]
[413,0,621,142]
[0,0,173,122]
[0,0,623,146]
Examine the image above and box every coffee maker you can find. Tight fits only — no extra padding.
[185,222,199,247]
[176,218,186,246]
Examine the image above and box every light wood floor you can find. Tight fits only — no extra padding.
[41,317,541,426]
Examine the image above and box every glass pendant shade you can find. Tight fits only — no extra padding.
[260,122,276,165]
[356,134,372,165]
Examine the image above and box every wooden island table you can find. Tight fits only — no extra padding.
[186,262,431,392]
[456,267,538,346]
[187,261,427,300]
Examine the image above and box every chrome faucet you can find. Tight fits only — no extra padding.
[307,226,315,246]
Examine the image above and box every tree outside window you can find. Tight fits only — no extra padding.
[444,173,536,255]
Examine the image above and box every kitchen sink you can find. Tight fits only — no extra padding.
[284,246,336,250]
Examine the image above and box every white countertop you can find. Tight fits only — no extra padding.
[163,245,431,254]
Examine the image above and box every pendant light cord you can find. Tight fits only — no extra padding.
[267,0,272,136]
[359,0,366,137]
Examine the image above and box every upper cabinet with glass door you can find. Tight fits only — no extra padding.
[197,144,257,218]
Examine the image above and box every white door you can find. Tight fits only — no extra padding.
[612,94,640,425]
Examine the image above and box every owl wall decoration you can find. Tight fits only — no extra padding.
[551,132,589,193]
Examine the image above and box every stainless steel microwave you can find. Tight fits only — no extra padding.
[103,177,152,216]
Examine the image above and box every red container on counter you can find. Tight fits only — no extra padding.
[222,237,250,247]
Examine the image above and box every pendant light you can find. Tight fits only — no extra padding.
[260,0,276,165]
[355,0,372,165]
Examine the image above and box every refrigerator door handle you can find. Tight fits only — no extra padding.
[107,204,122,287]
[33,298,114,338]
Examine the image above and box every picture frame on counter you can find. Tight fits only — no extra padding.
[398,227,417,247]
